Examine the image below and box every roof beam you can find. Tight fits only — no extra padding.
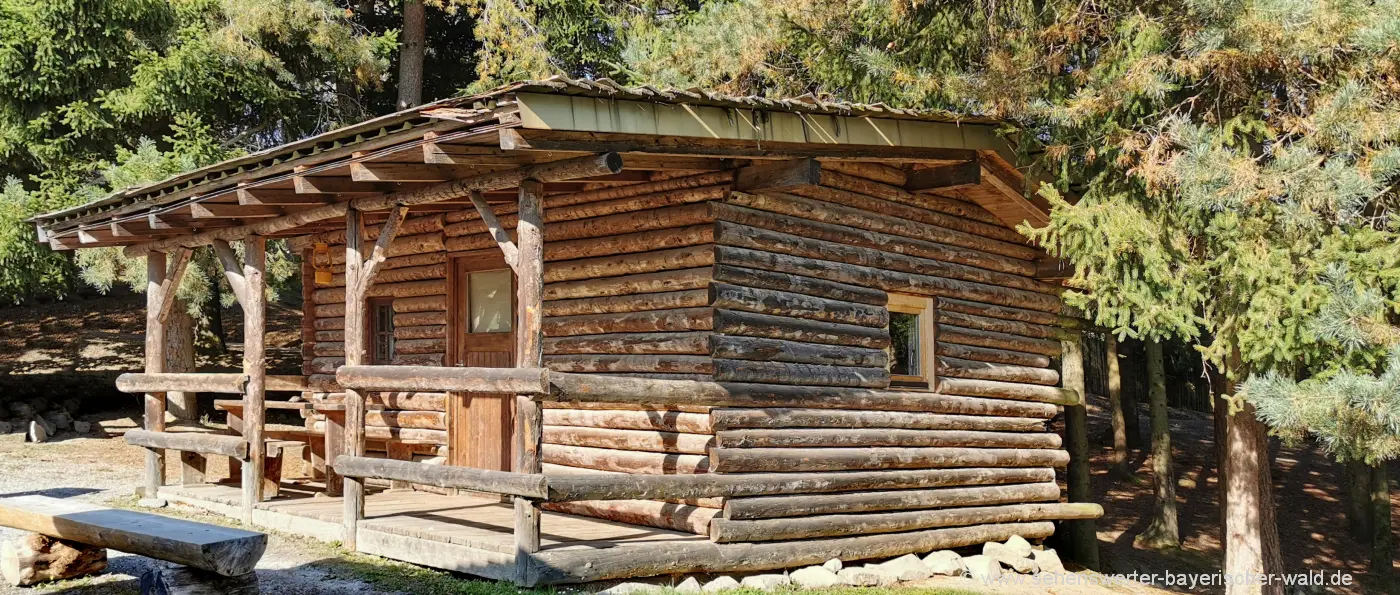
[191,204,282,219]
[499,129,978,163]
[122,153,623,256]
[237,188,333,206]
[293,176,397,195]
[734,159,821,192]
[350,163,490,183]
[904,161,980,192]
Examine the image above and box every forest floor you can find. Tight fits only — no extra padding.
[0,294,1389,593]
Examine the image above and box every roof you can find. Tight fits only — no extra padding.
[33,76,1043,249]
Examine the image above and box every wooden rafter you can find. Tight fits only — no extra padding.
[357,205,410,296]
[212,240,251,306]
[156,248,194,324]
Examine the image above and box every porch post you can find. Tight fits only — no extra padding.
[513,180,544,586]
[143,251,168,500]
[240,236,267,524]
[1061,333,1100,569]
[342,208,366,550]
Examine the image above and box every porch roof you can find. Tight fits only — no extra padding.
[32,76,1048,251]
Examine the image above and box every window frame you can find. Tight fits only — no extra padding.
[368,297,396,365]
[887,294,937,391]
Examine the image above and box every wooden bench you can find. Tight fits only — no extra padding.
[215,400,319,493]
[0,495,265,589]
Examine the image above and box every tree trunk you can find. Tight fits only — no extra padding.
[1371,463,1393,577]
[396,0,425,109]
[1348,459,1374,542]
[1106,336,1128,475]
[1136,340,1179,549]
[1,534,107,586]
[207,276,227,354]
[1212,363,1230,545]
[165,300,197,422]
[1222,377,1283,595]
[1122,339,1144,449]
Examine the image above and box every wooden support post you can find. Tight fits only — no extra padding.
[1106,336,1128,475]
[341,204,407,550]
[240,237,267,524]
[343,208,367,549]
[513,180,545,586]
[144,251,168,500]
[323,410,345,495]
[1061,334,1099,570]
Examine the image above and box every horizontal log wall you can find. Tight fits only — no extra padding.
[702,166,1074,544]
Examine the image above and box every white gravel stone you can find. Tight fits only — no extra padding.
[136,497,167,508]
[923,551,965,576]
[998,556,1039,574]
[837,566,895,587]
[675,577,702,593]
[963,555,1003,583]
[740,574,790,590]
[1032,548,1066,573]
[701,576,740,592]
[822,558,842,573]
[1004,535,1034,558]
[598,582,662,595]
[879,553,933,581]
[790,566,842,588]
[72,420,92,434]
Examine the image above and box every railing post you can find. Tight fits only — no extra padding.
[513,180,545,586]
[143,251,168,502]
[240,236,267,524]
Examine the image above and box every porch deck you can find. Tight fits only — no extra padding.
[159,483,708,582]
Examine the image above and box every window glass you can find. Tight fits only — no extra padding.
[889,311,920,376]
[469,269,512,333]
[371,301,395,364]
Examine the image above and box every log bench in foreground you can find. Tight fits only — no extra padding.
[0,495,266,588]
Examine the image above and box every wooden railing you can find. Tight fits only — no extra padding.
[125,429,249,461]
[115,373,308,394]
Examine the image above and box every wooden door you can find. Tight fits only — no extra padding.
[448,254,516,471]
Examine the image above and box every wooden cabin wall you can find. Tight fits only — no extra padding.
[703,163,1075,543]
[296,171,736,534]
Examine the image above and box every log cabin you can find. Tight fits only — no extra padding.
[31,77,1102,584]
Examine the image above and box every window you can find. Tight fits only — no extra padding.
[887,294,936,389]
[370,298,395,364]
[467,269,513,333]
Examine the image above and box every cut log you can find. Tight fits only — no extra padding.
[394,338,447,355]
[543,500,715,536]
[822,168,1000,223]
[0,496,265,576]
[395,325,447,340]
[312,279,446,305]
[543,444,709,474]
[141,568,258,595]
[710,283,888,328]
[544,267,711,301]
[937,356,1060,385]
[367,392,447,411]
[821,160,909,187]
[715,246,1063,314]
[900,161,981,192]
[719,198,1034,279]
[542,463,723,507]
[714,428,1062,449]
[441,172,732,224]
[710,335,888,368]
[713,309,890,349]
[709,446,1070,473]
[366,410,446,430]
[542,401,713,414]
[722,482,1062,519]
[936,342,1051,369]
[545,354,714,374]
[544,467,1056,502]
[546,224,713,262]
[712,360,889,388]
[938,309,1067,341]
[542,308,714,337]
[391,353,445,367]
[545,289,710,317]
[712,264,887,306]
[1,534,107,587]
[937,324,1062,356]
[115,373,246,395]
[939,296,1080,329]
[545,426,713,455]
[545,332,712,355]
[331,456,547,497]
[710,408,1047,433]
[443,186,725,237]
[546,376,1060,418]
[935,377,1079,405]
[543,409,713,434]
[710,502,1102,543]
[544,245,715,284]
[393,295,447,313]
[532,521,1057,584]
[310,423,447,443]
[336,365,550,394]
[394,311,447,327]
[313,317,345,330]
[125,430,250,460]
